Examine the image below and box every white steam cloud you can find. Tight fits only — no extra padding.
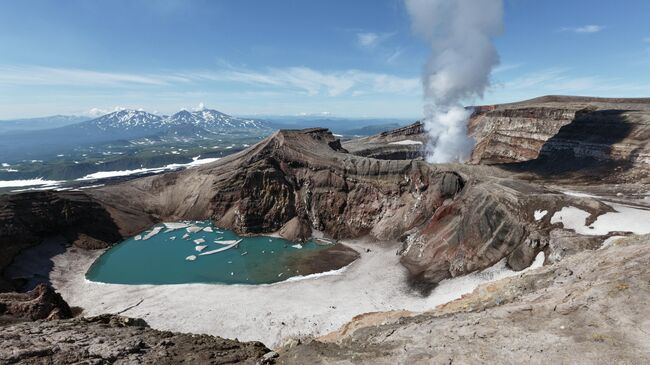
[405,0,503,163]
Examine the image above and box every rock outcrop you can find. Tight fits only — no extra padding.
[0,314,271,364]
[278,236,650,364]
[0,284,71,323]
[343,121,425,160]
[347,96,650,182]
[468,96,650,172]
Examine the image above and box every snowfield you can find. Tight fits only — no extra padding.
[388,139,423,145]
[76,156,220,181]
[551,200,650,235]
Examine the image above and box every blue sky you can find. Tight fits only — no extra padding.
[0,0,648,119]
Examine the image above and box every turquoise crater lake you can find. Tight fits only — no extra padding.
[86,221,358,285]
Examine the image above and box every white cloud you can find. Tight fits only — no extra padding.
[487,67,650,103]
[193,102,205,111]
[357,32,380,48]
[492,63,522,74]
[0,65,189,87]
[356,31,395,49]
[86,106,127,117]
[87,107,108,117]
[386,48,404,64]
[187,67,420,97]
[560,25,604,34]
[0,63,418,99]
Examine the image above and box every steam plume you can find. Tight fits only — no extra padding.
[404,0,503,163]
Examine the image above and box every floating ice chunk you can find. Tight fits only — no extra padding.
[185,255,197,261]
[230,272,234,276]
[194,238,206,244]
[199,240,241,256]
[278,273,284,277]
[142,226,163,240]
[214,230,224,234]
[195,245,207,252]
[214,239,238,245]
[241,251,248,256]
[534,210,548,221]
[182,233,189,239]
[203,227,213,232]
[292,244,302,249]
[169,236,176,240]
[186,226,203,233]
[164,222,189,230]
[134,235,142,241]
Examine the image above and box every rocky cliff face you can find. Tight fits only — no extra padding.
[0,284,71,323]
[345,96,650,182]
[0,192,122,291]
[343,122,426,160]
[469,96,650,171]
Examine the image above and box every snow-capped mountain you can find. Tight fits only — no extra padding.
[88,110,166,132]
[82,107,271,137]
[0,106,275,161]
[166,108,270,133]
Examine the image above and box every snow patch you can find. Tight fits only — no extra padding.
[534,210,548,221]
[76,157,220,181]
[551,203,650,235]
[0,178,62,188]
[388,139,423,145]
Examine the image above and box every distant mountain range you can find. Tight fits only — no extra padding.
[0,108,411,162]
[0,115,90,134]
[258,116,410,135]
[0,108,273,162]
[76,108,272,141]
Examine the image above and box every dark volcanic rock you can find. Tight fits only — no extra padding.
[279,216,312,242]
[0,191,122,291]
[0,314,271,365]
[0,284,71,322]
